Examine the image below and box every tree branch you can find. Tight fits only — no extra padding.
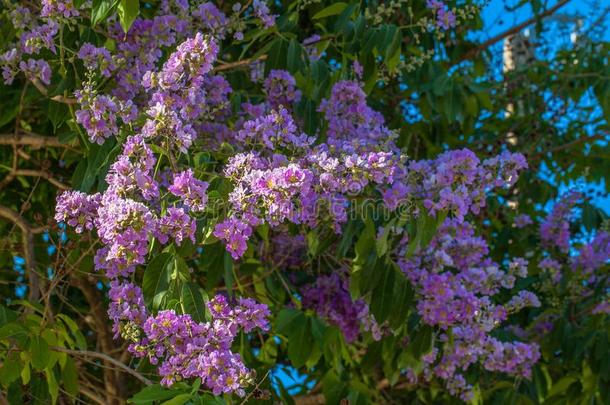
[30,78,78,104]
[460,0,571,61]
[11,169,70,190]
[51,346,153,386]
[532,133,607,159]
[71,276,129,402]
[0,205,43,302]
[213,54,268,72]
[78,386,107,405]
[0,132,73,149]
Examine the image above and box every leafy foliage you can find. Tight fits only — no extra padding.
[0,0,609,404]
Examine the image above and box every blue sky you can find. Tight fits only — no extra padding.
[476,0,610,213]
[479,0,610,40]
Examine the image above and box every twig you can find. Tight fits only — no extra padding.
[50,347,153,386]
[213,54,268,72]
[532,133,606,158]
[11,169,70,190]
[78,387,106,405]
[240,370,270,404]
[0,132,74,149]
[30,78,78,104]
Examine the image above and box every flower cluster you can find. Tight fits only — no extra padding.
[41,0,80,19]
[213,217,253,259]
[32,2,552,400]
[263,69,302,109]
[78,43,116,77]
[534,193,610,308]
[426,0,457,30]
[236,107,313,150]
[54,30,273,395]
[540,191,582,252]
[128,295,269,393]
[169,169,209,212]
[385,149,527,220]
[302,273,383,342]
[55,191,101,233]
[399,219,541,399]
[75,85,137,144]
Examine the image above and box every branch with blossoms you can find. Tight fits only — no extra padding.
[1,0,608,404]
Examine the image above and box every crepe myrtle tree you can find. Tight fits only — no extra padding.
[0,0,608,404]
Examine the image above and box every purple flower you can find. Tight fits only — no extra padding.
[253,0,276,28]
[20,23,58,55]
[155,33,218,90]
[41,0,79,18]
[75,90,120,144]
[302,273,382,342]
[55,191,101,233]
[237,107,312,150]
[353,61,363,79]
[540,191,582,253]
[0,48,20,85]
[303,34,322,60]
[514,214,533,228]
[19,59,52,85]
[78,43,115,77]
[156,207,196,245]
[108,281,148,338]
[426,0,457,30]
[235,297,271,332]
[193,3,227,38]
[127,296,269,394]
[263,70,301,109]
[213,218,253,259]
[106,135,159,200]
[168,169,209,212]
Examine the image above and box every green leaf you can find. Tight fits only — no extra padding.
[91,0,119,26]
[30,336,50,371]
[375,219,394,257]
[223,252,234,296]
[45,367,59,405]
[0,352,22,386]
[387,262,414,329]
[199,394,226,405]
[276,308,303,335]
[265,38,288,75]
[0,305,17,326]
[198,243,225,288]
[47,102,68,132]
[354,218,375,269]
[57,314,87,350]
[369,260,412,326]
[287,39,304,73]
[129,384,189,404]
[288,314,314,368]
[547,376,578,399]
[161,394,192,405]
[409,325,434,359]
[143,252,173,310]
[118,0,139,33]
[312,2,348,19]
[0,323,25,340]
[180,283,207,322]
[322,372,348,404]
[406,209,445,256]
[61,357,79,397]
[333,3,358,33]
[347,387,369,405]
